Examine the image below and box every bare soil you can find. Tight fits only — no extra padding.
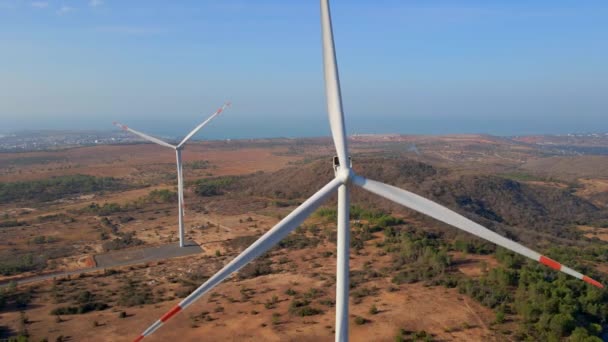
[1,136,607,341]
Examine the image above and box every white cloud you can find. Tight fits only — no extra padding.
[89,0,103,7]
[57,5,74,15]
[31,1,48,8]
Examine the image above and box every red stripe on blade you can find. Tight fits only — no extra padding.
[133,335,144,342]
[539,256,561,271]
[160,305,182,322]
[583,276,604,289]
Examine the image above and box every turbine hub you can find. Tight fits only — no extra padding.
[335,167,354,184]
[333,155,354,184]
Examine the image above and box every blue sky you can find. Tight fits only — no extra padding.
[0,0,607,139]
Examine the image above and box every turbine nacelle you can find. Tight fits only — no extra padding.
[333,156,354,184]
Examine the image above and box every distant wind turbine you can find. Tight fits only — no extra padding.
[134,1,603,341]
[114,102,230,248]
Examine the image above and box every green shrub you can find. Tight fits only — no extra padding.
[272,313,281,325]
[369,304,379,315]
[288,299,323,317]
[238,259,273,280]
[354,316,368,325]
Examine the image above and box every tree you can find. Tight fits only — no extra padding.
[549,313,575,337]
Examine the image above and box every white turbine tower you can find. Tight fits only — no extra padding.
[114,102,230,248]
[134,1,603,341]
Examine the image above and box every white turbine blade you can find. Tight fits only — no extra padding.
[177,102,231,149]
[321,0,349,168]
[113,122,176,149]
[133,178,342,341]
[352,175,604,289]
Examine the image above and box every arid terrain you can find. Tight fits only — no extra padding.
[1,134,607,342]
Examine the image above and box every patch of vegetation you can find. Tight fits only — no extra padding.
[354,316,369,325]
[351,287,379,304]
[193,176,237,197]
[239,287,256,302]
[50,290,109,315]
[277,226,321,250]
[455,195,504,222]
[315,207,337,220]
[3,155,67,166]
[452,237,494,255]
[51,302,108,315]
[101,232,144,251]
[238,258,273,280]
[303,288,324,300]
[499,172,548,182]
[394,329,434,342]
[81,202,125,216]
[0,220,27,228]
[36,213,74,223]
[0,253,47,276]
[350,205,404,227]
[264,295,279,309]
[317,205,404,228]
[430,175,600,238]
[29,236,59,245]
[288,299,323,317]
[0,174,128,203]
[0,282,33,310]
[384,228,450,285]
[270,199,299,208]
[378,220,607,340]
[369,304,379,315]
[226,235,259,251]
[117,279,155,307]
[145,189,177,203]
[271,312,281,325]
[454,246,607,341]
[185,160,212,170]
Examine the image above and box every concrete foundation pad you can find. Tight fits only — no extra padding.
[94,241,203,268]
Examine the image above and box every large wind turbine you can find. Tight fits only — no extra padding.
[134,1,603,341]
[114,102,230,248]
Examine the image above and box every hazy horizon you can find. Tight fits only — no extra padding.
[1,1,606,138]
[2,112,608,140]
